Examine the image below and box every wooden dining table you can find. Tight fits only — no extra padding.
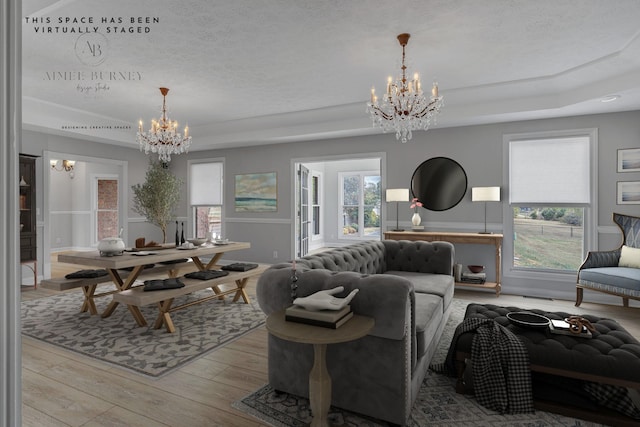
[57,242,251,321]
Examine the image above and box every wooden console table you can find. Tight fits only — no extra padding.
[384,231,503,296]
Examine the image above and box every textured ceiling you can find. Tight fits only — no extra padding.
[22,0,640,150]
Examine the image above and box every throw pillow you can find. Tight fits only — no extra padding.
[619,245,640,268]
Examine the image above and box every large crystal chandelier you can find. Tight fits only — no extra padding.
[367,33,443,143]
[137,87,192,163]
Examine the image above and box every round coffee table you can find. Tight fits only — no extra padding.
[266,309,374,427]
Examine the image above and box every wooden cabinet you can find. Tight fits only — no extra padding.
[19,155,37,262]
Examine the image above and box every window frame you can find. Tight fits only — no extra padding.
[502,128,598,279]
[338,170,381,240]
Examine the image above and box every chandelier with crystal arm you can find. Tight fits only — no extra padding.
[137,87,192,163]
[367,33,443,143]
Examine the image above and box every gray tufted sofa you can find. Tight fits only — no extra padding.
[256,240,455,426]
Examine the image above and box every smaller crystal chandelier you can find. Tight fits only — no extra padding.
[137,87,192,163]
[367,33,443,143]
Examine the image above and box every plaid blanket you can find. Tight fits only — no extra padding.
[444,317,534,414]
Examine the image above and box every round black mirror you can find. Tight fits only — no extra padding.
[411,157,467,211]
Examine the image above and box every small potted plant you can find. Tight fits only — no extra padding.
[410,197,423,226]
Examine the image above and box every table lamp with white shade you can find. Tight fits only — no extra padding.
[386,188,409,231]
[471,186,501,234]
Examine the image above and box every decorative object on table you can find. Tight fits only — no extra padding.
[506,311,550,329]
[19,176,28,186]
[292,286,359,311]
[617,147,640,173]
[131,161,182,243]
[221,262,259,272]
[177,242,196,250]
[186,237,206,246]
[285,305,353,329]
[234,172,277,212]
[137,87,192,164]
[460,268,486,284]
[467,264,484,274]
[617,181,640,204]
[97,229,125,256]
[410,197,423,228]
[386,188,409,231]
[471,186,501,234]
[180,221,186,244]
[411,157,467,211]
[366,33,443,143]
[549,318,593,338]
[175,221,179,245]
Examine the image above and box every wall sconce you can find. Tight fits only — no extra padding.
[471,186,501,234]
[50,159,75,178]
[386,188,409,231]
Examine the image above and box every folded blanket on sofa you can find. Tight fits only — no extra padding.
[65,269,109,279]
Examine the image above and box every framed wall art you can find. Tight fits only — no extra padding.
[234,172,277,212]
[617,181,640,205]
[617,148,640,172]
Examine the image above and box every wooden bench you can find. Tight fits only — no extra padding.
[40,261,196,315]
[112,264,269,333]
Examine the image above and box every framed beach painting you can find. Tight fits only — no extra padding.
[234,172,277,212]
[617,148,640,172]
[617,181,640,205]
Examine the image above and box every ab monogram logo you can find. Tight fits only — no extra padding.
[74,32,109,66]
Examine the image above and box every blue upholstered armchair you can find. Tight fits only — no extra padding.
[576,213,640,307]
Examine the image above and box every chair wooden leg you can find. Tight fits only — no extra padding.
[575,287,583,307]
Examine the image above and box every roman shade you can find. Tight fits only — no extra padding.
[509,136,591,204]
[189,161,223,205]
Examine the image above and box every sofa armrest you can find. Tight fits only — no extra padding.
[579,249,621,270]
[257,264,414,341]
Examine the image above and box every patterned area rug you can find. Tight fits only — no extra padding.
[233,298,605,426]
[21,284,265,377]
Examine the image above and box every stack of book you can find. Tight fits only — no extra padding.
[285,305,353,329]
[460,271,486,284]
[549,319,593,338]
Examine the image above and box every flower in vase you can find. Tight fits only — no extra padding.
[410,198,423,212]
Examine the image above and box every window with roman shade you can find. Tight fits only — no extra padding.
[189,160,224,238]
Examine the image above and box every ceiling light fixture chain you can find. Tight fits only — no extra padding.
[367,33,443,143]
[137,87,192,163]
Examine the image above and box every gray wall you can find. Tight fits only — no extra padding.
[22,109,640,305]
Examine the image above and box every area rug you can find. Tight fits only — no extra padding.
[21,284,265,377]
[233,298,605,426]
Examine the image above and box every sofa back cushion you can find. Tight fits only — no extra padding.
[383,240,454,275]
[297,241,386,274]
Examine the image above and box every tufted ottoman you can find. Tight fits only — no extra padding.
[454,303,640,426]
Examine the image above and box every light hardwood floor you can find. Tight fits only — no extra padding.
[20,259,640,427]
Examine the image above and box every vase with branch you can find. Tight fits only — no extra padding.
[410,198,423,226]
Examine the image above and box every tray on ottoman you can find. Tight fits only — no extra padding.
[453,303,640,426]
